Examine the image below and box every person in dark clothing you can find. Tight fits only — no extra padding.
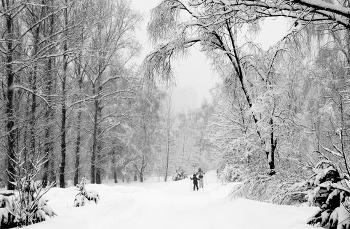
[190,174,200,191]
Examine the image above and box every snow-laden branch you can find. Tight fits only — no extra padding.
[11,85,49,106]
[320,145,342,158]
[194,0,350,29]
[142,37,201,82]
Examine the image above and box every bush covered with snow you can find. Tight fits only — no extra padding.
[229,158,312,205]
[0,179,57,228]
[231,159,350,228]
[301,161,350,228]
[74,177,100,207]
[218,164,243,183]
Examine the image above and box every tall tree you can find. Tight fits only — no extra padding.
[162,91,175,182]
[84,0,141,183]
[59,0,69,188]
[143,0,274,173]
[42,0,57,187]
[2,0,17,190]
[132,86,161,182]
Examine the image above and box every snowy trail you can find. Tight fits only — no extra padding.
[27,171,318,229]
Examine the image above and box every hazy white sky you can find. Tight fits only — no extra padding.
[131,0,290,112]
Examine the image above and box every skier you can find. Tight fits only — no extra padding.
[190,174,200,191]
[197,168,205,188]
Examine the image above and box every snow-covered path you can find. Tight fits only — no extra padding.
[27,171,318,229]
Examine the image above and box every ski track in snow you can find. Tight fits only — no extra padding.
[26,171,318,229]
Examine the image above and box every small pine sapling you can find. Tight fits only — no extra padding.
[75,177,100,206]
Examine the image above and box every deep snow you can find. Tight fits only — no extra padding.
[25,171,318,229]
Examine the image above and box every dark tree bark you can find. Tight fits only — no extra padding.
[268,118,277,175]
[74,95,82,186]
[111,149,118,183]
[43,0,56,187]
[96,119,102,184]
[90,83,100,184]
[90,100,96,183]
[74,49,83,186]
[28,23,40,172]
[59,0,68,188]
[93,84,102,184]
[4,6,16,190]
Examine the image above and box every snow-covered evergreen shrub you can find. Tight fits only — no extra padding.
[302,161,350,228]
[75,177,100,206]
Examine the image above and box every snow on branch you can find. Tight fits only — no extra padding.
[12,85,50,106]
[320,145,342,158]
[142,37,200,83]
[148,0,183,45]
[294,0,350,18]
[194,0,350,29]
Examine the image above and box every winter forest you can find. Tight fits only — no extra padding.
[1,0,350,228]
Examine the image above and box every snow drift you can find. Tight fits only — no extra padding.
[24,171,317,229]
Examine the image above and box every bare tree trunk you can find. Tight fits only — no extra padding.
[111,149,117,183]
[5,25,16,189]
[91,85,98,183]
[74,56,83,186]
[96,120,102,184]
[113,170,118,183]
[343,24,350,176]
[340,91,350,175]
[139,155,145,183]
[165,126,170,182]
[74,108,82,185]
[59,0,68,188]
[164,95,173,182]
[268,118,277,175]
[22,96,30,171]
[74,101,82,186]
[29,24,40,173]
[95,90,102,184]
[164,143,169,181]
[3,2,16,190]
[42,0,55,187]
[43,58,54,187]
[50,156,57,185]
[91,16,103,184]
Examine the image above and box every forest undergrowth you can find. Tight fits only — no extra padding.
[224,155,315,205]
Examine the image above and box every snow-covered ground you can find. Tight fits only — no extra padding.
[26,171,318,229]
